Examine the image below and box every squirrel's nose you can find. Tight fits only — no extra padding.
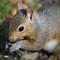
[9,36,18,42]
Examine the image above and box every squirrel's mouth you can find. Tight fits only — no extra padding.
[9,36,28,44]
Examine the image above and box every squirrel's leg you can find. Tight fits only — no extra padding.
[39,31,60,60]
[39,30,60,60]
[39,40,59,60]
[42,31,60,57]
[43,30,60,57]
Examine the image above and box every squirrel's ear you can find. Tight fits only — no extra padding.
[26,7,33,21]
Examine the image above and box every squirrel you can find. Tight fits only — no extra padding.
[5,4,60,60]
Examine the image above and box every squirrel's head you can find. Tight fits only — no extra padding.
[8,7,40,52]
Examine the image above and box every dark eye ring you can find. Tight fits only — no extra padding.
[18,26,24,32]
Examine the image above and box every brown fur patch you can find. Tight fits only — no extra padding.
[49,30,60,40]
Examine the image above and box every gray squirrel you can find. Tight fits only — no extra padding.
[5,4,60,60]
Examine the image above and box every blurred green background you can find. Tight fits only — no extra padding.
[0,0,12,19]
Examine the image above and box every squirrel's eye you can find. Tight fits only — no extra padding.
[18,26,24,32]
